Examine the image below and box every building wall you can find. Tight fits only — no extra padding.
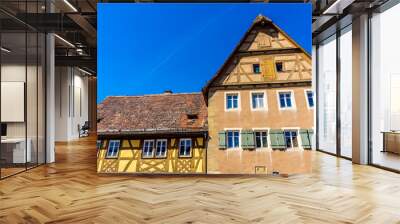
[97,136,206,174]
[217,52,311,85]
[206,86,314,174]
[204,18,314,174]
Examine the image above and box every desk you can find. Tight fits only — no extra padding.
[382,131,400,154]
[1,138,31,163]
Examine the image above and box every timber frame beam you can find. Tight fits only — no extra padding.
[236,48,304,57]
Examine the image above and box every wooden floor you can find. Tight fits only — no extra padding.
[1,136,400,223]
[372,150,400,171]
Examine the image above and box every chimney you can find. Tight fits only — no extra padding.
[164,90,173,94]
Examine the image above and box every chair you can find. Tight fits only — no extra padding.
[79,121,90,138]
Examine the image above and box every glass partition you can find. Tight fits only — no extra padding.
[339,26,352,158]
[370,3,400,171]
[0,1,46,179]
[317,35,337,155]
[1,31,28,177]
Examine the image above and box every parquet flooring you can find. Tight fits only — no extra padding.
[1,136,400,223]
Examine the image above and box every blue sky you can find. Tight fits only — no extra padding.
[98,3,311,103]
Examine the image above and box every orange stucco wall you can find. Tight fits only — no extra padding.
[206,86,314,174]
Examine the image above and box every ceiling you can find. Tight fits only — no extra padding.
[0,0,97,74]
[312,0,391,43]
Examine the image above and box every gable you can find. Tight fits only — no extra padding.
[203,15,311,93]
[239,26,296,52]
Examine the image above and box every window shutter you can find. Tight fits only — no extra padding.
[218,131,227,149]
[261,58,277,81]
[241,130,255,149]
[241,130,248,148]
[247,130,255,149]
[299,129,311,149]
[270,129,286,149]
[301,129,314,149]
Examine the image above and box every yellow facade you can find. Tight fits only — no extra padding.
[97,137,206,174]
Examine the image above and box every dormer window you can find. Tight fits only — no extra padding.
[253,64,261,74]
[187,114,198,120]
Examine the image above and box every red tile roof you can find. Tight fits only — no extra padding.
[97,93,208,135]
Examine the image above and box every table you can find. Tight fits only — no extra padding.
[1,138,32,163]
[382,131,400,154]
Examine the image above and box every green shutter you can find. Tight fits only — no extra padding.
[300,129,314,149]
[270,129,286,149]
[247,131,255,149]
[241,131,248,148]
[218,131,227,149]
[241,130,255,149]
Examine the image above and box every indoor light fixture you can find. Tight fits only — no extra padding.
[78,67,93,76]
[63,0,78,12]
[54,34,75,48]
[1,47,11,53]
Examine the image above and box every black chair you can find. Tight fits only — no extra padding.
[79,121,90,138]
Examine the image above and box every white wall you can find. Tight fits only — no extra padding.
[54,67,89,141]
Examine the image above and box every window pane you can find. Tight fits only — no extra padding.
[252,95,257,108]
[340,27,352,158]
[258,95,264,108]
[307,91,314,107]
[371,6,400,170]
[262,132,268,147]
[286,96,292,107]
[107,140,120,157]
[143,141,154,157]
[317,35,337,154]
[292,131,298,147]
[179,139,191,156]
[255,132,261,147]
[156,140,167,157]
[279,96,286,107]
[234,132,239,147]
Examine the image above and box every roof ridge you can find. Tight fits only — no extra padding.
[105,92,202,98]
[254,14,272,23]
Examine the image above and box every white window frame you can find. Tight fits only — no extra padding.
[250,91,267,111]
[277,90,296,110]
[282,128,300,149]
[106,140,120,158]
[224,92,241,111]
[252,128,270,149]
[179,138,192,157]
[304,89,315,109]
[142,140,155,158]
[224,128,242,149]
[155,139,168,158]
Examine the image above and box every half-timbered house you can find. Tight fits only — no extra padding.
[97,92,207,174]
[202,15,314,174]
